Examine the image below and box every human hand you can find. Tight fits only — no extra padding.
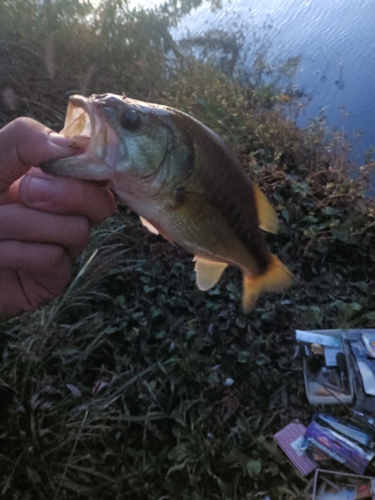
[0,117,116,320]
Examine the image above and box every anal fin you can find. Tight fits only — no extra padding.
[194,256,228,291]
[242,254,292,312]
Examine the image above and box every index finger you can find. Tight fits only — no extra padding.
[0,117,78,192]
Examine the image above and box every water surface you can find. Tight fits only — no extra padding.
[175,0,375,162]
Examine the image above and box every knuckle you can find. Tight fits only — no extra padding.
[77,215,91,240]
[70,216,91,252]
[9,117,37,136]
[99,189,116,221]
[47,247,72,289]
[48,244,68,268]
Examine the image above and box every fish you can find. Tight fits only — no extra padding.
[41,93,292,311]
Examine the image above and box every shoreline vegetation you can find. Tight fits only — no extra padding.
[0,1,374,498]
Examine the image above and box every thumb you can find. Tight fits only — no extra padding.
[0,117,77,193]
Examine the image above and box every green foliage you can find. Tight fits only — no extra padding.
[1,1,375,499]
[0,220,309,499]
[0,0,211,129]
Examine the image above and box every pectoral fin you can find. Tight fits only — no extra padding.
[139,216,159,235]
[242,254,292,312]
[253,184,278,233]
[193,256,228,291]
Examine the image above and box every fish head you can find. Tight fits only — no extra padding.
[42,93,193,197]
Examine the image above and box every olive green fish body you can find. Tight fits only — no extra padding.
[116,111,270,275]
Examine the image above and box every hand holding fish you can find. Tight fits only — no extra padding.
[0,117,115,320]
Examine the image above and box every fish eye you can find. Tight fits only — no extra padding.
[120,108,141,131]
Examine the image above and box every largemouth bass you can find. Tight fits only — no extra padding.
[41,93,292,311]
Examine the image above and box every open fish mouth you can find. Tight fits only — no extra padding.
[61,95,94,138]
[61,94,110,162]
[41,94,120,180]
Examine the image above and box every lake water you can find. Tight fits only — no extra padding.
[173,0,375,164]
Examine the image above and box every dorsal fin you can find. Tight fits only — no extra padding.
[139,216,159,235]
[193,256,228,291]
[253,184,278,233]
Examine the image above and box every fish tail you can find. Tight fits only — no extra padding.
[242,254,292,312]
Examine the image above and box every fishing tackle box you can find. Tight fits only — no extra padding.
[297,329,375,408]
[296,329,355,405]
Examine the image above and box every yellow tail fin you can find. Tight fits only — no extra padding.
[242,254,292,312]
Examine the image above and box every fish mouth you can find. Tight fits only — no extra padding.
[63,94,119,168]
[61,95,94,138]
[42,94,119,181]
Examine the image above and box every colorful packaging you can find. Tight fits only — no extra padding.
[303,420,375,475]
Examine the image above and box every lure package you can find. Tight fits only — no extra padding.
[303,414,375,475]
[274,422,317,476]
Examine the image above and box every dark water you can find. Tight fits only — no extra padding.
[174,0,375,163]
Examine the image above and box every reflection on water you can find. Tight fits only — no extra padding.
[174,0,375,162]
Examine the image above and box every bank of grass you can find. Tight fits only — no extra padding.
[1,1,375,499]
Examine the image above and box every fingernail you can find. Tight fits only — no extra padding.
[49,132,71,149]
[27,175,53,203]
